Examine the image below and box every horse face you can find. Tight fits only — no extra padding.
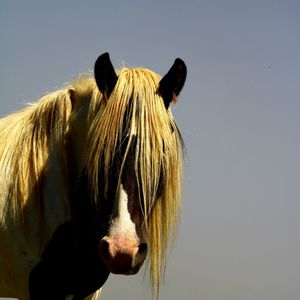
[93,52,186,275]
[98,142,149,275]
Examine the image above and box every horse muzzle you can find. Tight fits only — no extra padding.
[99,236,148,275]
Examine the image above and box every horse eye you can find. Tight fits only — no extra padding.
[156,173,164,198]
[170,123,175,133]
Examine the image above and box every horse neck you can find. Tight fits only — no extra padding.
[17,146,72,253]
[0,94,92,252]
[31,95,91,243]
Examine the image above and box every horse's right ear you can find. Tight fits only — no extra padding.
[94,52,118,99]
[158,58,187,109]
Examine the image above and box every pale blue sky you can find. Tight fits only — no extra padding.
[1,1,300,299]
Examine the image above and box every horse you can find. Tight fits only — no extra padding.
[0,52,187,300]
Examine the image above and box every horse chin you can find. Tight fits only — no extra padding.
[111,268,139,276]
[106,262,143,275]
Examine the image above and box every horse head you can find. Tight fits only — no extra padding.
[78,52,187,276]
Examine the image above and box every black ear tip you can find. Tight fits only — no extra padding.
[100,52,110,60]
[175,58,185,65]
[174,58,187,74]
[95,52,110,68]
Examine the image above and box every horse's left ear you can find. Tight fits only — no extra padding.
[94,52,118,99]
[158,58,187,109]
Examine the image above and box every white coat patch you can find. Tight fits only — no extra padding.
[109,184,139,243]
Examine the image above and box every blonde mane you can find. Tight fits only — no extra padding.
[0,66,184,294]
[0,89,72,220]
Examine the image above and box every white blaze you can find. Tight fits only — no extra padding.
[109,184,139,243]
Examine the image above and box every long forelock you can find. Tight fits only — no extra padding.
[86,67,184,294]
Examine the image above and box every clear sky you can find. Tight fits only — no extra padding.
[1,1,300,299]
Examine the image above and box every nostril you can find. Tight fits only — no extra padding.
[138,243,148,255]
[99,239,111,259]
